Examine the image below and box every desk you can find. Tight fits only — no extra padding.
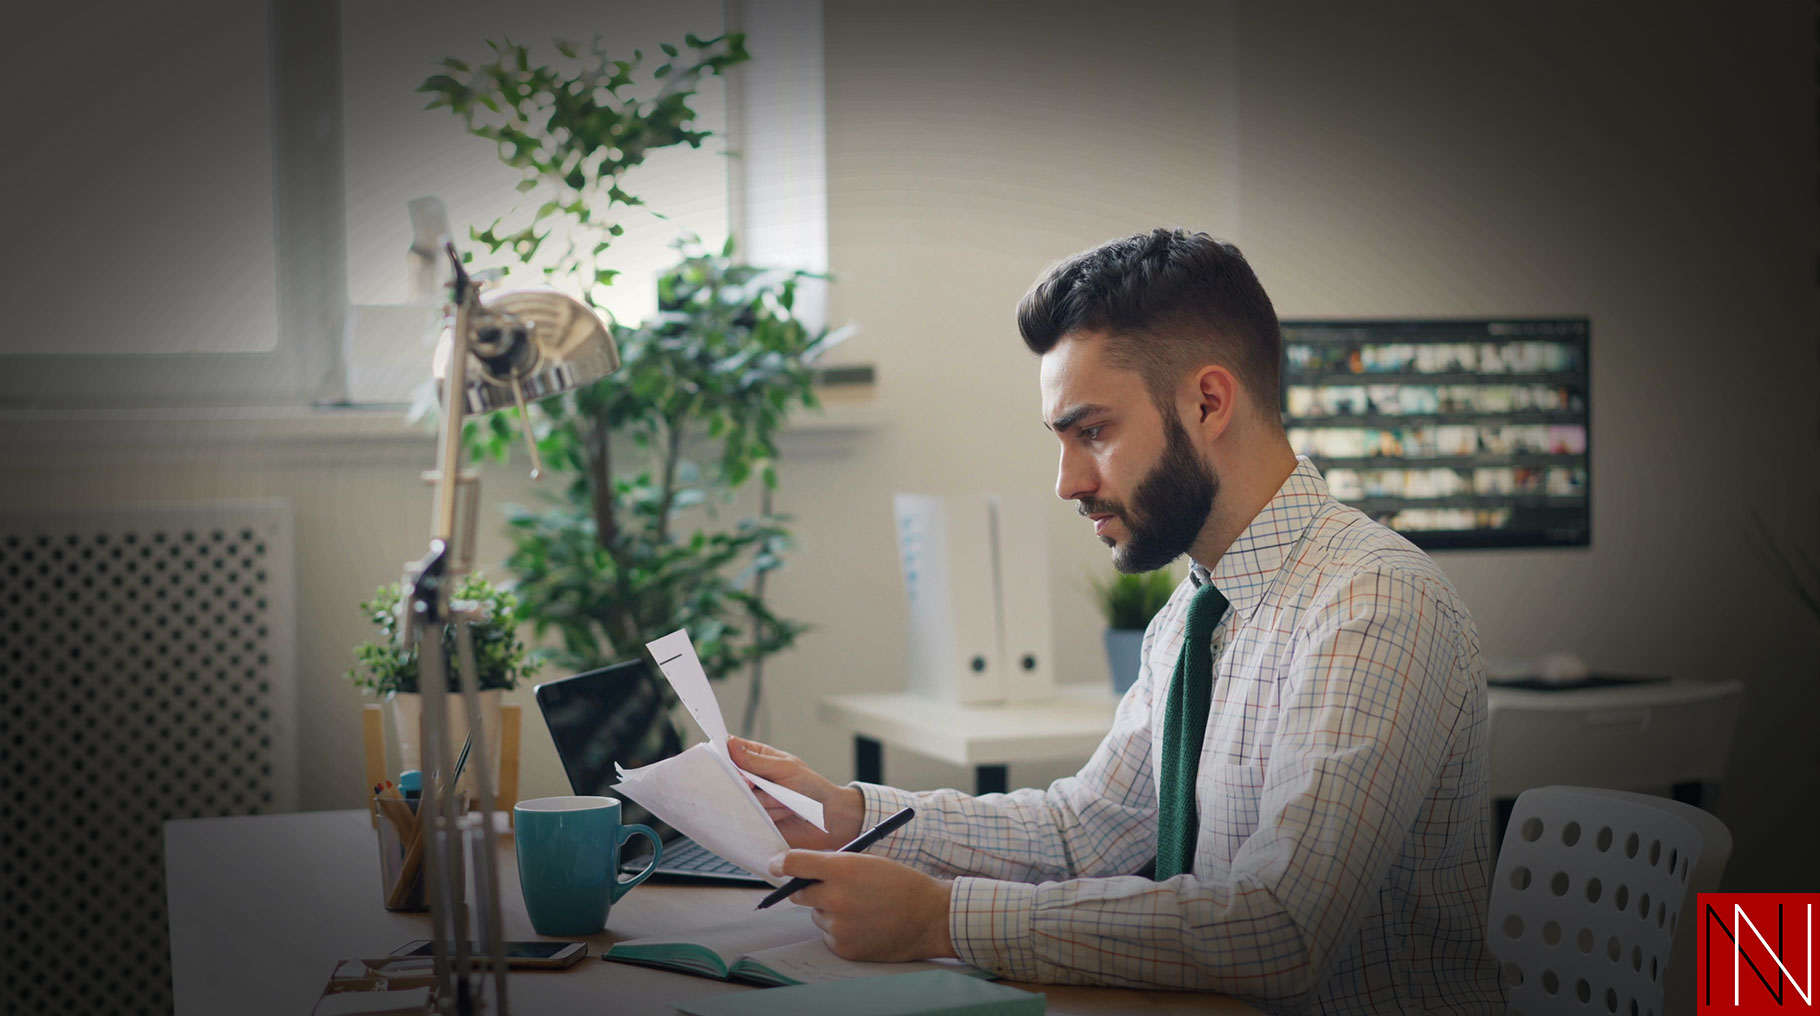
[1485,677,1744,847]
[818,686,1119,794]
[822,679,1742,849]
[164,810,1258,1015]
[819,680,1739,801]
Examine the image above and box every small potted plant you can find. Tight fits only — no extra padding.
[1090,568,1180,694]
[348,573,535,785]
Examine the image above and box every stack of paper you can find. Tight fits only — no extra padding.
[612,630,827,885]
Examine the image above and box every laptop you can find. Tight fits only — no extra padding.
[533,660,769,886]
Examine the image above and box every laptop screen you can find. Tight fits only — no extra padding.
[533,659,682,831]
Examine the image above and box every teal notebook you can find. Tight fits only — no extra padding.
[676,970,1044,1016]
[604,907,990,988]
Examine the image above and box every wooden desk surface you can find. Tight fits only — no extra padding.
[165,810,1259,1015]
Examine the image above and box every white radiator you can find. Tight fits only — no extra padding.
[0,498,296,1015]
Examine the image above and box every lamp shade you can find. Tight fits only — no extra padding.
[433,288,619,415]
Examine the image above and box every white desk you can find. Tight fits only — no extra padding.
[818,685,1120,794]
[1484,678,1744,793]
[821,679,1744,816]
[164,809,1259,1015]
[1485,677,1744,845]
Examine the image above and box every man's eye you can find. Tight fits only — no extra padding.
[1079,426,1103,442]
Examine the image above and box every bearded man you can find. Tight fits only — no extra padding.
[731,229,1506,1014]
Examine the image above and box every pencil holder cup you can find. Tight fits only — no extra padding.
[373,791,469,912]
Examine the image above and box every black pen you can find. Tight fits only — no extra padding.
[755,806,916,910]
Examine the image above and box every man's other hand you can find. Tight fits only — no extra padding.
[729,736,865,849]
[770,850,955,962]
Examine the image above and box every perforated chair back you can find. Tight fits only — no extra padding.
[1489,786,1731,1016]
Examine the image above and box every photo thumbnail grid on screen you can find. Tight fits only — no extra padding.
[1280,319,1590,550]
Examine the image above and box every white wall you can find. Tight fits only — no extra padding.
[789,0,1817,889]
[1226,2,1817,890]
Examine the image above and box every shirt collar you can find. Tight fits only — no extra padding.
[1189,456,1331,619]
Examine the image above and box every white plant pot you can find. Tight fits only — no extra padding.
[387,688,504,796]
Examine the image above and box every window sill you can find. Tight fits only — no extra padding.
[0,401,887,465]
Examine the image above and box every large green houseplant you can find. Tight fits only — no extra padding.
[418,32,843,767]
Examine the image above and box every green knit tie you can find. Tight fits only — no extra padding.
[1155,580,1229,880]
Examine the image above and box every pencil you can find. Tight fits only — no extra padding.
[451,730,474,787]
[376,797,414,844]
[386,732,475,908]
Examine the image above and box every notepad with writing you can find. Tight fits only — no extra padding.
[676,970,1044,1016]
[603,907,990,987]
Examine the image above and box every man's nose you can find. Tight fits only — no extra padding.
[1056,444,1095,503]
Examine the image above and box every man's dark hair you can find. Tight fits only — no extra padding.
[1017,228,1282,418]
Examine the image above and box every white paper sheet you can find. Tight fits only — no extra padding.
[610,630,827,883]
[641,630,826,832]
[647,628,730,747]
[613,743,790,884]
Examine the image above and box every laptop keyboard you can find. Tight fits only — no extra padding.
[624,835,758,878]
[662,838,754,875]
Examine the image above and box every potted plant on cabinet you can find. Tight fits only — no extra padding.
[1090,568,1180,694]
[346,573,535,789]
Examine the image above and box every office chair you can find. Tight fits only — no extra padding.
[1488,786,1731,1016]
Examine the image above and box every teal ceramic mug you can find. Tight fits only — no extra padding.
[514,796,662,936]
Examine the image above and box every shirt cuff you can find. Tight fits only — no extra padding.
[850,782,922,863]
[948,877,1039,981]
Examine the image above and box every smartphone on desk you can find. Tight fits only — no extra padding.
[390,939,588,969]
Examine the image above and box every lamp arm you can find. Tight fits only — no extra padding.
[399,241,512,1015]
[401,241,614,1015]
[432,245,476,546]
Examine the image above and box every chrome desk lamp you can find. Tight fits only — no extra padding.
[403,243,618,1015]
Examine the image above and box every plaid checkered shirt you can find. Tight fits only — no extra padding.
[857,457,1506,1013]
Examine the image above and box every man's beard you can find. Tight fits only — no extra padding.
[1083,414,1218,574]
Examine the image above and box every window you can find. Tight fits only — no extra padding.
[1,0,339,410]
[0,0,826,412]
[7,0,280,357]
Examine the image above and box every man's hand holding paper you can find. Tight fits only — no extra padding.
[610,630,833,883]
[729,737,955,962]
[727,737,864,850]
[611,628,954,964]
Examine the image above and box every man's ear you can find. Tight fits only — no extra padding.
[1188,364,1239,440]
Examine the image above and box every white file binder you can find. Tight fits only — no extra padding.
[894,491,1058,704]
[894,493,1004,703]
[990,492,1057,701]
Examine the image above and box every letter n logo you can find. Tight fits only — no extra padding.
[1698,893,1820,1012]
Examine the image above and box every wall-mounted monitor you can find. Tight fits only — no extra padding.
[1280,318,1590,550]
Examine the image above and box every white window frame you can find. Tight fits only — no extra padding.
[0,0,347,412]
[2,0,828,415]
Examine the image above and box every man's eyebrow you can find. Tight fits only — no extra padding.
[1046,404,1109,434]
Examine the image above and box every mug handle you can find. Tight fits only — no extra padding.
[612,824,663,902]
